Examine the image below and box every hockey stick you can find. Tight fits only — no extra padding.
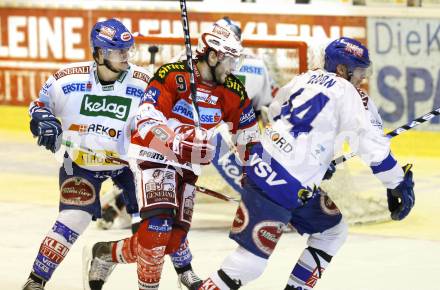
[331,106,440,166]
[60,139,239,203]
[179,0,201,128]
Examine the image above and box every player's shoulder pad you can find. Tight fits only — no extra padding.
[52,61,92,81]
[152,61,187,83]
[130,64,153,85]
[224,74,248,107]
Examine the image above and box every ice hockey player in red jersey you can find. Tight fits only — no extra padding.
[83,21,259,290]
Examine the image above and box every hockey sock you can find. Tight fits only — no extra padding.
[112,232,139,263]
[136,217,173,290]
[167,229,193,271]
[286,247,333,289]
[31,210,91,282]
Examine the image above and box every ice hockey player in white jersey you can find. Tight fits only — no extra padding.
[21,19,151,290]
[198,37,415,290]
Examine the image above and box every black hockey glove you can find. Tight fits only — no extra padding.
[323,162,336,181]
[30,108,62,153]
[387,164,415,221]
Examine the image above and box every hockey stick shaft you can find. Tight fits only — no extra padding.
[179,0,200,128]
[61,139,238,203]
[331,106,440,166]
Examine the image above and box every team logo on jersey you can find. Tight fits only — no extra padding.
[142,87,161,104]
[60,177,96,206]
[62,82,90,94]
[239,103,256,128]
[195,91,219,105]
[80,94,132,121]
[68,123,122,140]
[252,221,284,256]
[231,202,249,234]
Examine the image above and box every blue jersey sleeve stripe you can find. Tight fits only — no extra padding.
[370,152,397,174]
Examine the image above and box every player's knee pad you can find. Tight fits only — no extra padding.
[165,226,187,253]
[220,246,268,286]
[307,219,348,256]
[168,235,192,269]
[54,209,93,242]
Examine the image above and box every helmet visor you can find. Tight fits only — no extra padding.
[221,54,244,72]
[350,64,372,86]
[102,46,136,62]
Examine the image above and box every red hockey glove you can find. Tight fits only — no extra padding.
[171,124,215,165]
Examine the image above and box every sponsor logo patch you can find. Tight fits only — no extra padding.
[147,217,172,233]
[53,66,90,80]
[306,267,325,288]
[60,177,96,206]
[143,169,176,205]
[252,220,283,256]
[320,194,340,216]
[195,91,219,105]
[265,126,294,153]
[133,70,150,83]
[157,63,186,80]
[172,99,222,124]
[80,94,132,121]
[98,26,116,41]
[39,237,69,263]
[231,202,249,234]
[126,86,144,98]
[181,184,195,224]
[239,103,256,128]
[68,123,122,140]
[121,31,132,41]
[52,221,79,244]
[62,82,90,94]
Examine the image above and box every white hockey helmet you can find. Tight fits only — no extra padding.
[196,22,243,59]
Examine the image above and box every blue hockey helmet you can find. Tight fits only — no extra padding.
[90,18,134,50]
[324,37,371,75]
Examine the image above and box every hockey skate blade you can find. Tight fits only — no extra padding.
[82,243,94,290]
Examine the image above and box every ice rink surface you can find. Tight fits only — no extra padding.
[1,127,440,290]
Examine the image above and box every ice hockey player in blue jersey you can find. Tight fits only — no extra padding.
[198,37,415,290]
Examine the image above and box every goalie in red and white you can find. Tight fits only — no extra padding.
[85,21,259,290]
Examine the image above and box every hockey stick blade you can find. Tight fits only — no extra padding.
[331,106,440,166]
[196,186,240,203]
